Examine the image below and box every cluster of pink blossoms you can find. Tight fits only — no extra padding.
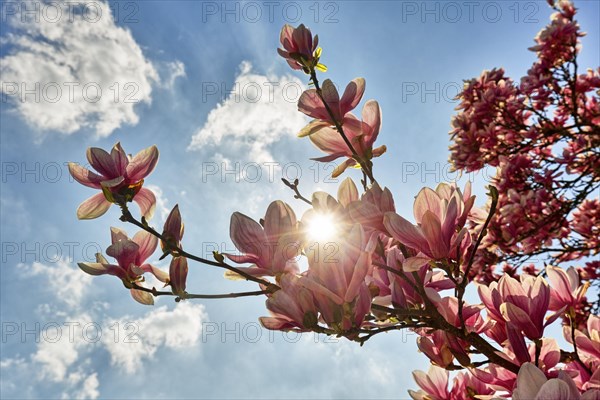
[70,1,598,398]
[450,0,598,313]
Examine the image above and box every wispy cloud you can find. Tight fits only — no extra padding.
[188,61,308,164]
[1,259,208,399]
[102,302,207,374]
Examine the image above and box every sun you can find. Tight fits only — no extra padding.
[307,213,338,242]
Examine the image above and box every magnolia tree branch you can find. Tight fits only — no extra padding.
[281,178,313,205]
[119,205,280,292]
[309,69,377,188]
[131,283,270,301]
[569,314,593,375]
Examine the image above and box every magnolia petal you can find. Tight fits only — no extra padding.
[337,177,359,208]
[110,226,129,244]
[546,265,574,304]
[414,187,442,224]
[223,266,270,280]
[126,145,159,182]
[501,302,539,339]
[130,288,154,305]
[361,100,381,144]
[300,277,344,305]
[223,252,261,265]
[513,364,547,400]
[259,316,298,331]
[309,126,352,155]
[133,188,156,220]
[408,390,428,400]
[498,275,529,312]
[140,263,169,283]
[68,162,104,188]
[264,200,296,241]
[534,380,573,400]
[132,230,158,264]
[100,176,124,189]
[78,262,111,276]
[169,257,188,296]
[320,79,341,120]
[279,24,294,47]
[229,212,267,261]
[77,193,111,220]
[530,276,550,322]
[383,212,430,254]
[339,77,365,114]
[441,197,458,244]
[298,89,329,120]
[111,142,129,173]
[348,201,382,228]
[345,251,370,303]
[403,256,430,272]
[298,119,330,137]
[331,158,356,178]
[106,238,139,272]
[372,145,387,158]
[87,147,118,177]
[507,323,531,364]
[163,204,184,245]
[421,210,449,259]
[311,152,346,163]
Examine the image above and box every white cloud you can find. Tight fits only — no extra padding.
[102,302,207,374]
[188,61,308,164]
[2,259,209,398]
[69,373,100,400]
[31,313,94,382]
[17,258,93,308]
[0,0,158,137]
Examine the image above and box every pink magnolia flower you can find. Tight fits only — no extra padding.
[546,265,589,313]
[563,314,600,368]
[479,274,554,340]
[300,177,359,237]
[69,143,158,220]
[424,296,491,367]
[162,204,184,253]
[409,365,450,400]
[470,363,517,394]
[302,223,372,332]
[448,372,494,400]
[306,99,387,178]
[298,78,365,125]
[77,227,167,305]
[226,200,301,277]
[386,247,454,308]
[410,365,494,400]
[528,1,582,70]
[169,256,188,297]
[498,275,552,340]
[277,24,324,73]
[383,183,474,263]
[512,363,600,400]
[416,330,454,369]
[348,182,395,235]
[259,273,317,332]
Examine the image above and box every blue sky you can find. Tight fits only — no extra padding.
[1,0,599,398]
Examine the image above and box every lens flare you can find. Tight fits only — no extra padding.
[307,213,338,242]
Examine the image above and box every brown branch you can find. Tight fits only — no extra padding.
[119,205,279,291]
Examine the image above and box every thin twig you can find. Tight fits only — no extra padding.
[281,178,312,205]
